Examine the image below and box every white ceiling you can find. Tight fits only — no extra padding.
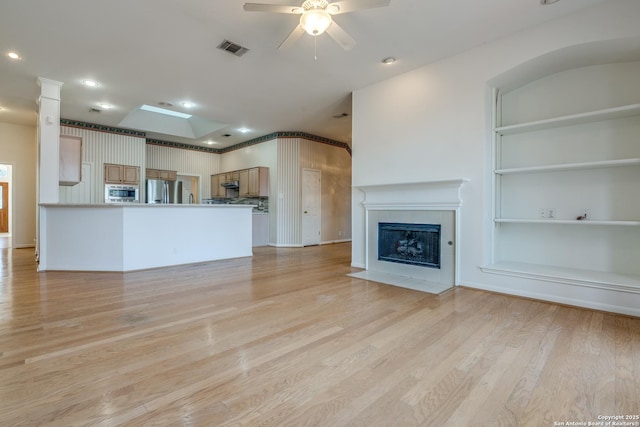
[0,0,611,149]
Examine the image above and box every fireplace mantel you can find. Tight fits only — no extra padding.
[354,179,468,210]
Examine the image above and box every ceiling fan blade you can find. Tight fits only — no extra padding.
[328,0,390,14]
[243,3,303,14]
[278,25,306,50]
[325,21,356,50]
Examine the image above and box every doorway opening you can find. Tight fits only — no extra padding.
[0,163,12,248]
[177,174,200,204]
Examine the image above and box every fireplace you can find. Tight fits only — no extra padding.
[350,179,466,294]
[378,222,441,269]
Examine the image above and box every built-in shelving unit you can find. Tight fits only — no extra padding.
[484,63,640,291]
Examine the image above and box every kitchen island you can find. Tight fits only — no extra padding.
[38,204,254,272]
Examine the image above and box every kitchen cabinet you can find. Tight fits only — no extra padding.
[238,169,249,197]
[146,168,177,181]
[238,167,269,197]
[210,173,227,198]
[215,167,269,198]
[248,167,269,197]
[59,135,82,186]
[225,171,239,182]
[105,163,140,185]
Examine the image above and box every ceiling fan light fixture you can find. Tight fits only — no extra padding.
[300,9,332,36]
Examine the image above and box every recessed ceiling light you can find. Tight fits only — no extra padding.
[98,103,112,109]
[140,104,192,119]
[206,140,215,145]
[6,51,21,60]
[82,79,100,87]
[381,57,396,64]
[540,0,560,4]
[238,127,250,133]
[181,101,195,108]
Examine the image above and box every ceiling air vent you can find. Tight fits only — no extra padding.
[217,39,250,57]
[89,107,101,113]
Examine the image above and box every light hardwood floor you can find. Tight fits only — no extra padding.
[1,243,639,426]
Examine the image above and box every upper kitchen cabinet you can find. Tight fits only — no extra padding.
[105,163,140,185]
[238,169,249,197]
[59,135,82,186]
[146,168,177,181]
[239,167,269,197]
[210,173,226,198]
[247,167,269,197]
[225,171,240,183]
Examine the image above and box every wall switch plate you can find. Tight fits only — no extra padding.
[539,208,546,218]
[547,208,555,219]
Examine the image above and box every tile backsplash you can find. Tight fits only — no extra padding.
[205,196,268,212]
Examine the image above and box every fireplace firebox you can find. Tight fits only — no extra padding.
[378,222,441,269]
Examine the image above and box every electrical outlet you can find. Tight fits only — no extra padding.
[539,208,546,218]
[547,208,555,219]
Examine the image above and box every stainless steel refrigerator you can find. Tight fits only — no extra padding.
[146,179,182,204]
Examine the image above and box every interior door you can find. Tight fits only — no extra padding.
[0,182,8,233]
[301,168,321,246]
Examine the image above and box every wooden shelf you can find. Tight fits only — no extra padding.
[495,158,640,175]
[494,218,640,226]
[495,103,640,135]
[480,261,640,293]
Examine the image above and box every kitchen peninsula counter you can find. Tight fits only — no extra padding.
[39,203,255,272]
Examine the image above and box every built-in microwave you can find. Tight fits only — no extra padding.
[105,184,139,203]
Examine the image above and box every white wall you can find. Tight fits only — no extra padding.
[351,0,640,315]
[0,122,37,247]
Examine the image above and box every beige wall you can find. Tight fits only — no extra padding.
[276,137,352,246]
[221,137,351,246]
[0,122,37,248]
[299,139,351,244]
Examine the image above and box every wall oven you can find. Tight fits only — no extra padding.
[105,184,139,203]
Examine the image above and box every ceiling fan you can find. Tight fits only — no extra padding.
[243,0,390,50]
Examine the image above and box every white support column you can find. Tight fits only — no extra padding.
[36,77,63,268]
[37,77,63,203]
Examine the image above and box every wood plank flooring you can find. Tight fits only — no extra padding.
[1,243,639,426]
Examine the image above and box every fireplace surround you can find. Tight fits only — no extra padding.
[350,179,467,294]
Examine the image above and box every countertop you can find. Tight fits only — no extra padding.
[40,203,256,209]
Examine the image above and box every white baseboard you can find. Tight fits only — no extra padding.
[461,280,640,318]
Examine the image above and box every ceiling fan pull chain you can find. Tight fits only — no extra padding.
[314,36,318,60]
